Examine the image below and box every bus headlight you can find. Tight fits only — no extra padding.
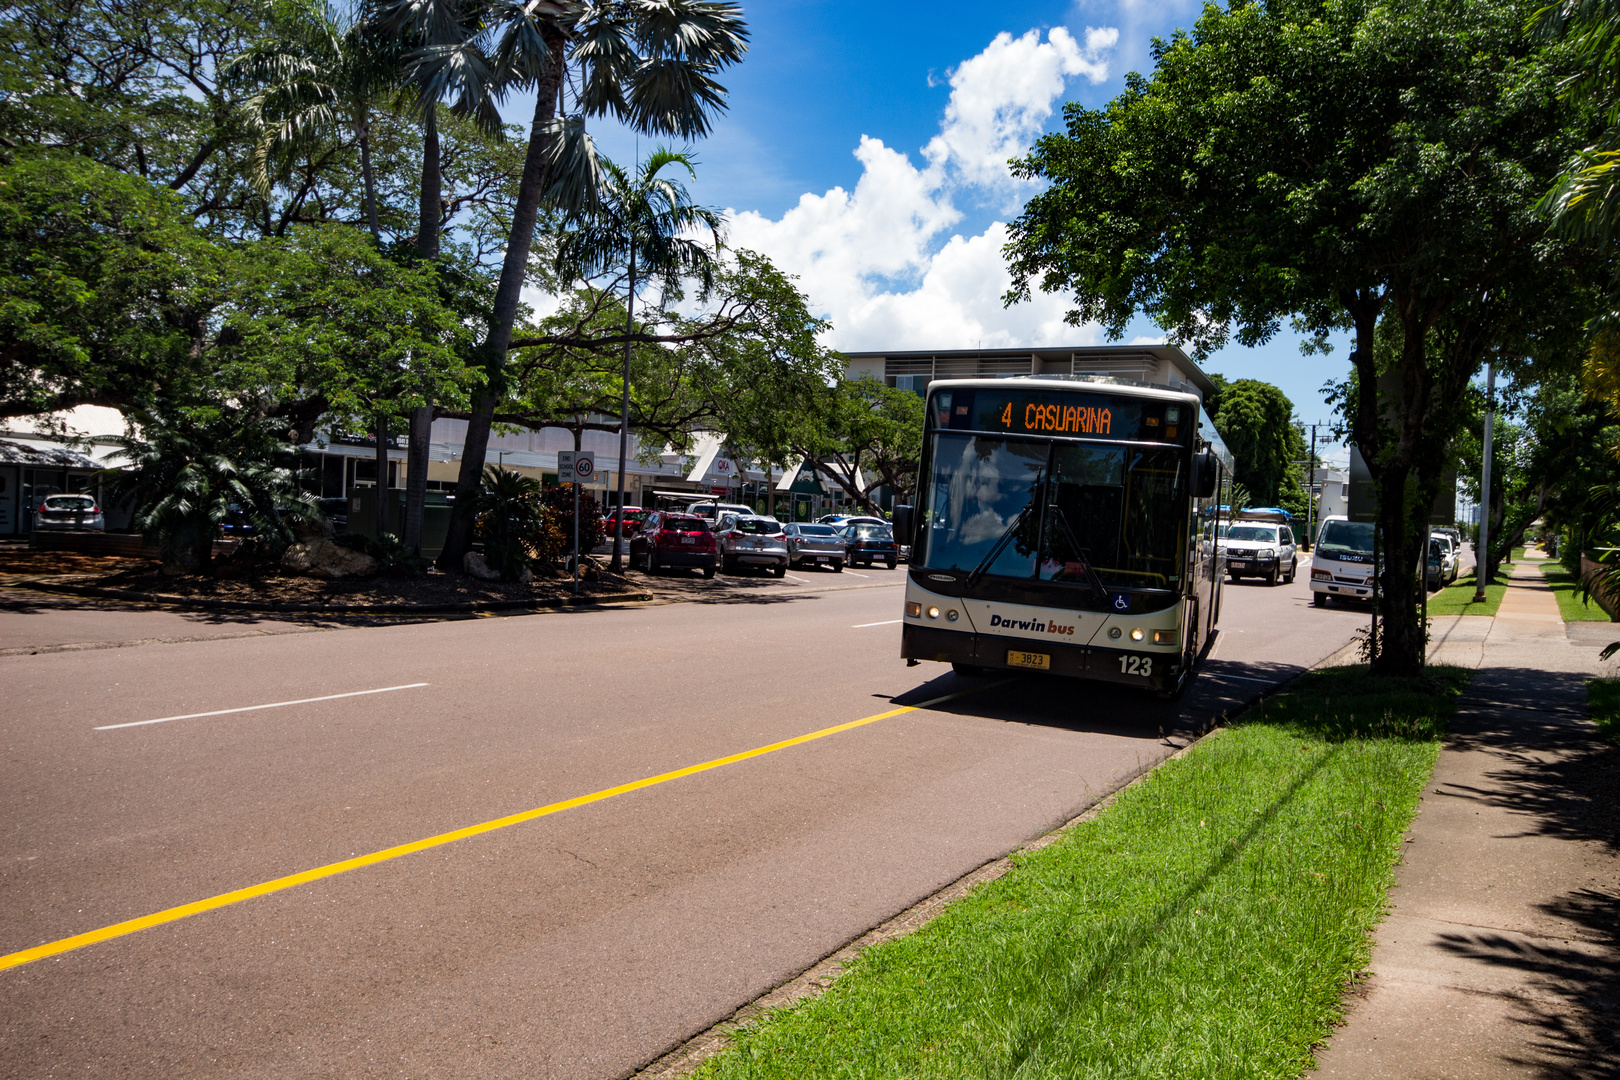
[906,601,922,617]
[927,606,941,619]
[946,609,959,622]
[1108,627,1122,640]
[1130,627,1144,642]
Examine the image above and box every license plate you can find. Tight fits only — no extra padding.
[1229,560,1246,569]
[681,536,695,544]
[1006,649,1050,670]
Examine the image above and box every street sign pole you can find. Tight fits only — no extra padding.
[557,451,595,596]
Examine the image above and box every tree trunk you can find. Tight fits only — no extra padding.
[404,103,440,556]
[358,111,379,242]
[765,462,775,518]
[438,49,567,571]
[375,412,391,538]
[611,249,635,572]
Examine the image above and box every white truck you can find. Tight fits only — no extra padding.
[1310,515,1377,606]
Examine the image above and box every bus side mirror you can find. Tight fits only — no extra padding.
[1193,452,1218,498]
[893,504,914,545]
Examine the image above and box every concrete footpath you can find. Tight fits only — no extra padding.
[1315,553,1620,1079]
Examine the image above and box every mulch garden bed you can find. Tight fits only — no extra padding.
[0,544,642,609]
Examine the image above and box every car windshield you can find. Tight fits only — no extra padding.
[1318,520,1375,556]
[914,433,1185,592]
[797,525,835,536]
[665,516,708,532]
[1227,526,1278,543]
[44,496,94,510]
[735,518,781,534]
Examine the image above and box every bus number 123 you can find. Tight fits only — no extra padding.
[1119,655,1152,677]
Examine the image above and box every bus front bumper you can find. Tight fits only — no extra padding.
[902,624,1183,694]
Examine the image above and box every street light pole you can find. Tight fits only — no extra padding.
[1474,362,1495,603]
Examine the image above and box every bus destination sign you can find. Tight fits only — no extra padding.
[929,387,1185,444]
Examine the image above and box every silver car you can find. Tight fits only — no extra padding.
[783,522,846,571]
[33,493,105,532]
[716,515,790,577]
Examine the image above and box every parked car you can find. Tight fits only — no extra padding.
[818,513,887,529]
[33,493,104,532]
[840,522,898,568]
[1427,532,1460,590]
[715,515,790,577]
[684,501,753,523]
[318,497,349,532]
[1222,516,1298,585]
[783,522,846,571]
[629,511,716,577]
[601,506,648,537]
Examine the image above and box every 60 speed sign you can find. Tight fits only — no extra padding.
[555,451,595,484]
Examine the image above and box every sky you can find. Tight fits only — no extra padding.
[502,0,1358,464]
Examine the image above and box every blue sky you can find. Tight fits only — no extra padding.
[507,1,1355,460]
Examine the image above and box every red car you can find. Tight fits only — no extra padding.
[601,506,648,538]
[629,512,717,578]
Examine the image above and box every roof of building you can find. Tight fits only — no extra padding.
[0,439,101,469]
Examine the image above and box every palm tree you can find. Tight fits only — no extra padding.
[103,410,321,575]
[232,0,404,240]
[554,148,724,569]
[1535,0,1620,241]
[379,0,748,570]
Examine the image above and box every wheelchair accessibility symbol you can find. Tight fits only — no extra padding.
[1110,592,1131,613]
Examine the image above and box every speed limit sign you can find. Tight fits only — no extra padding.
[556,451,595,484]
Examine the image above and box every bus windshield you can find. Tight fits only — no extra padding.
[915,432,1185,592]
[1318,520,1375,557]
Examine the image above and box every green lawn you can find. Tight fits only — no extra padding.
[1588,680,1620,746]
[1426,573,1507,617]
[698,667,1470,1080]
[1540,563,1615,623]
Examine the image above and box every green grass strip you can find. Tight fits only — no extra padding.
[1426,573,1507,617]
[1540,564,1614,623]
[699,666,1471,1080]
[1588,680,1620,746]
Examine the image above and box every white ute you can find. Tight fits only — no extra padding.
[1222,512,1298,585]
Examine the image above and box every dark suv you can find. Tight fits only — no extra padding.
[630,512,717,578]
[840,522,898,568]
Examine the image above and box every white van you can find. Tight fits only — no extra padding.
[1310,516,1377,607]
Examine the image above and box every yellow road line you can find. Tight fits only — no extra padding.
[2,689,983,973]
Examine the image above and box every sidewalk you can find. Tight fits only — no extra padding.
[1315,552,1620,1078]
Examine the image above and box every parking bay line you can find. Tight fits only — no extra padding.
[3,684,994,972]
[843,570,871,578]
[96,683,431,731]
[853,619,903,628]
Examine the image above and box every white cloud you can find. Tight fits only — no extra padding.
[923,26,1116,195]
[726,26,1118,353]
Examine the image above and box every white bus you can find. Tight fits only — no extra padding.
[892,377,1233,698]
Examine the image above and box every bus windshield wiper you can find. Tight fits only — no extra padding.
[966,499,1038,588]
[1049,506,1109,602]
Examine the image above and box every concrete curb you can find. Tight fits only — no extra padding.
[8,577,655,617]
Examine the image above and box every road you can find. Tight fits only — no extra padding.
[1,564,1367,1078]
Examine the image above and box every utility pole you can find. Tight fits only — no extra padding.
[1307,422,1318,550]
[1474,362,1496,603]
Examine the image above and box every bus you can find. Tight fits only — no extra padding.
[892,377,1234,698]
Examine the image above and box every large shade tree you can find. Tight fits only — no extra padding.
[380,0,748,570]
[1004,0,1600,673]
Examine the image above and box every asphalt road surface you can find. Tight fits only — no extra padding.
[2,564,1369,1078]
